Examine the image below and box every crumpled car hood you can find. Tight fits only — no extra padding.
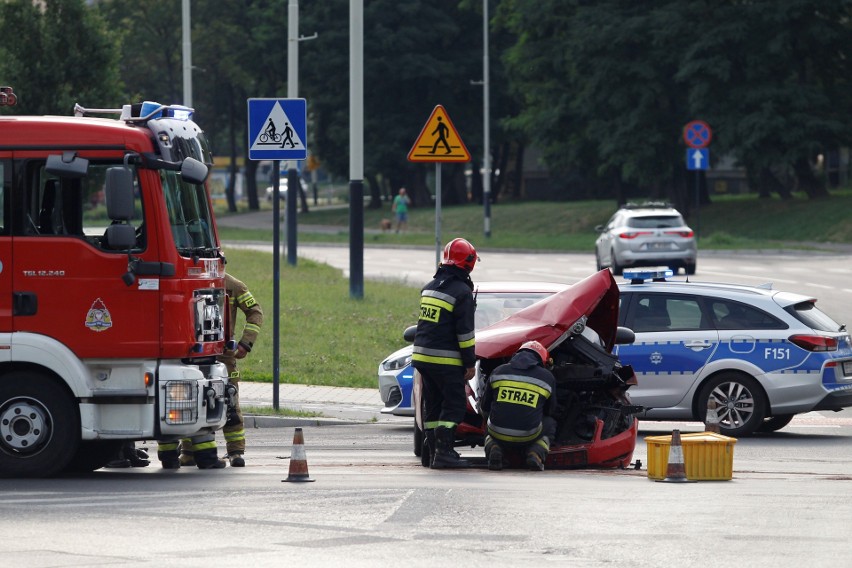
[475,269,619,360]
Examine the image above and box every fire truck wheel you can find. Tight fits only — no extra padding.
[0,372,80,478]
[64,440,124,473]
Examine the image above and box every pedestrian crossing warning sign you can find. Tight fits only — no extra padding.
[407,105,471,163]
[247,98,307,161]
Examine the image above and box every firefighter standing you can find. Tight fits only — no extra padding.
[413,237,478,469]
[182,273,263,467]
[164,273,263,469]
[481,340,557,471]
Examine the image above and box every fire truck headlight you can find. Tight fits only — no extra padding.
[163,380,198,425]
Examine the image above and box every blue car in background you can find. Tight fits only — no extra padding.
[378,282,568,416]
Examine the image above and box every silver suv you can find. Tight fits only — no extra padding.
[595,202,697,275]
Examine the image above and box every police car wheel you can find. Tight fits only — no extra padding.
[697,372,766,437]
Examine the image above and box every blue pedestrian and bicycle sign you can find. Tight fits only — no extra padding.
[682,120,712,149]
[247,98,307,161]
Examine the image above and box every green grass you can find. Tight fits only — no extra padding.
[218,189,852,252]
[241,405,324,418]
[222,247,417,388]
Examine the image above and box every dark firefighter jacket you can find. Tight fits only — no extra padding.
[412,265,476,370]
[481,350,557,443]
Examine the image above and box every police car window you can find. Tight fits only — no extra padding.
[632,294,706,332]
[627,215,683,229]
[787,301,843,333]
[711,300,786,330]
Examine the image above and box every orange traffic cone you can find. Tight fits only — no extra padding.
[657,429,695,483]
[282,427,315,483]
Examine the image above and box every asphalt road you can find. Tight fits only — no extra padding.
[3,419,852,568]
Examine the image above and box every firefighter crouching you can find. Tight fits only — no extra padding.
[159,273,263,469]
[481,340,557,471]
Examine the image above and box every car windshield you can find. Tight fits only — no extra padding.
[627,215,683,229]
[788,301,845,333]
[474,292,553,330]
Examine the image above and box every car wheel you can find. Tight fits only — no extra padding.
[413,421,423,457]
[756,414,794,433]
[610,249,623,276]
[686,262,697,276]
[697,372,766,437]
[0,372,80,478]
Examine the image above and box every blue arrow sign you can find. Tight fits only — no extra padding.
[247,98,307,161]
[686,148,709,171]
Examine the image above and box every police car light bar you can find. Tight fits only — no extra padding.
[623,267,674,284]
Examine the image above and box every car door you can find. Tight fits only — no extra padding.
[616,292,719,409]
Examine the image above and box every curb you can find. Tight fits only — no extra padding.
[245,415,364,428]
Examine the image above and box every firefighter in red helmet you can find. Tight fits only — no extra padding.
[413,237,479,468]
[480,340,558,471]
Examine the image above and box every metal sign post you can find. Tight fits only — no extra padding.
[407,105,471,268]
[683,120,712,242]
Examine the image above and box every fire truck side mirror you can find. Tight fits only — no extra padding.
[180,157,209,185]
[105,167,135,221]
[46,152,89,179]
[105,223,136,250]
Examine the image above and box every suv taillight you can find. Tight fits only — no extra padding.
[664,230,694,238]
[618,231,652,239]
[789,335,837,352]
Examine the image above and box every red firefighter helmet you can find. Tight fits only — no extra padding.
[519,340,549,365]
[442,238,479,272]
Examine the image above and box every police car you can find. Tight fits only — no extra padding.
[378,282,567,416]
[616,268,852,436]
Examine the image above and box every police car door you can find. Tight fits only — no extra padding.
[617,292,720,409]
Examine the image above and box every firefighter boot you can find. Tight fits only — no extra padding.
[227,453,245,467]
[485,436,503,471]
[431,426,469,469]
[525,437,549,472]
[423,429,436,467]
[178,438,196,467]
[157,441,181,469]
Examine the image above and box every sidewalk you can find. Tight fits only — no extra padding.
[239,381,406,427]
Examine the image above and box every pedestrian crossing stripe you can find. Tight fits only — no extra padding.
[407,105,471,163]
[247,98,307,161]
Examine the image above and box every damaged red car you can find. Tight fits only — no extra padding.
[413,269,642,469]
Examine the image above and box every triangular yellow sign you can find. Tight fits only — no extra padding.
[407,105,471,163]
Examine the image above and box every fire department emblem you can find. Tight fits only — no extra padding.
[85,298,113,332]
[650,351,663,365]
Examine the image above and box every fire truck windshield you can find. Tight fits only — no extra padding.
[161,169,217,256]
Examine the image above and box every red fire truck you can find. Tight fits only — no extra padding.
[0,90,231,477]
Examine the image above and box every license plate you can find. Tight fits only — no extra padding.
[843,361,852,376]
[646,242,671,251]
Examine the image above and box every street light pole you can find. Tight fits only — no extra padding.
[182,0,192,107]
[482,0,491,238]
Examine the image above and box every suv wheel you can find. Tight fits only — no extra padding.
[610,249,623,275]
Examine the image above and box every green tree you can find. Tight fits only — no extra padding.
[0,0,123,115]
